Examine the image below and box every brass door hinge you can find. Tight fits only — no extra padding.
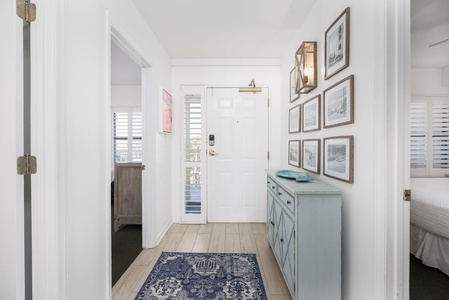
[404,189,411,202]
[268,152,270,160]
[268,98,270,108]
[17,155,37,175]
[16,0,36,22]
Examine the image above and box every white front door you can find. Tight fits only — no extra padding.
[206,87,269,222]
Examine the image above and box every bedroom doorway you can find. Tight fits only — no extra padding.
[109,29,154,287]
[409,0,449,297]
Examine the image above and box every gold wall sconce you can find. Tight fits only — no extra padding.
[295,41,317,94]
[239,78,262,93]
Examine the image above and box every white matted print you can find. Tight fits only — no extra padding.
[289,140,301,168]
[289,104,301,133]
[325,7,350,79]
[323,75,354,128]
[303,95,321,132]
[302,139,320,174]
[323,136,353,183]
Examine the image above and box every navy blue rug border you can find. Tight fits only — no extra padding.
[135,251,268,300]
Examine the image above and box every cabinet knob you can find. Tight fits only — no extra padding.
[280,238,284,243]
[278,192,282,196]
[271,221,275,226]
[287,200,291,205]
[271,186,275,189]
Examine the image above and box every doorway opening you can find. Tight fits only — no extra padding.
[109,28,154,287]
[409,0,449,297]
[179,85,269,224]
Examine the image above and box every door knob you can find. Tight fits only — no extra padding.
[141,165,146,170]
[209,150,219,156]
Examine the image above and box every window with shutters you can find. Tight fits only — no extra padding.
[410,97,449,177]
[183,95,202,214]
[180,86,206,223]
[112,109,142,163]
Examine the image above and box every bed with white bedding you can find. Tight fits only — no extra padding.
[410,178,449,276]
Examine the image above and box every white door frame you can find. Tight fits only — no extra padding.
[380,0,411,298]
[108,22,158,250]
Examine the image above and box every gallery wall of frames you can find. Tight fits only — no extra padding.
[288,7,354,183]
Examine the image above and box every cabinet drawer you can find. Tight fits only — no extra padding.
[267,177,277,193]
[277,186,295,214]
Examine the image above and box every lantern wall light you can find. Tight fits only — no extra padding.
[295,41,317,94]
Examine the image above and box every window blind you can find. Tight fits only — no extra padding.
[113,111,142,162]
[410,97,449,177]
[410,103,427,169]
[432,103,449,169]
[183,95,202,214]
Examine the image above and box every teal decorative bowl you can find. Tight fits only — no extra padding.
[275,170,314,182]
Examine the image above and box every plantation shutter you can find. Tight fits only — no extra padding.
[410,97,449,177]
[410,102,427,169]
[113,111,142,162]
[132,112,143,162]
[113,112,129,162]
[183,95,202,214]
[432,102,449,169]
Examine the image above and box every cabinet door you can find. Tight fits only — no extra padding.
[267,191,276,245]
[281,212,295,295]
[272,200,283,261]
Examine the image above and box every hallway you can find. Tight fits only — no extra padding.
[112,223,292,300]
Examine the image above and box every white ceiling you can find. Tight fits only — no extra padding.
[131,0,315,59]
[111,0,449,86]
[411,0,449,68]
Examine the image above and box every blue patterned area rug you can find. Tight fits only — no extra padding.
[135,252,268,300]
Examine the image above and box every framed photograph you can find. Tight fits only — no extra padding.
[289,104,301,133]
[302,139,320,174]
[290,67,300,102]
[161,88,172,133]
[289,140,301,168]
[323,75,354,128]
[325,7,350,79]
[302,95,321,132]
[323,136,354,183]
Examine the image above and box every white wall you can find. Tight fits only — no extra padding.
[412,68,449,95]
[443,66,449,87]
[280,1,383,298]
[111,85,141,107]
[36,0,173,299]
[171,60,281,222]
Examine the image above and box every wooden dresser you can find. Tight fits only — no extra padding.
[266,169,342,300]
[114,163,142,232]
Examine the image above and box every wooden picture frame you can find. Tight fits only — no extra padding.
[323,75,354,128]
[289,140,301,168]
[302,95,321,132]
[290,67,300,102]
[302,139,320,174]
[325,7,350,79]
[323,136,354,183]
[289,104,301,133]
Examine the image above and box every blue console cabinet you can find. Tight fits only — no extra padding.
[266,170,342,300]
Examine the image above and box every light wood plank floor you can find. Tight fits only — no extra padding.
[112,223,292,300]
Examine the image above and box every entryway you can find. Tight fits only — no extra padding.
[180,85,269,223]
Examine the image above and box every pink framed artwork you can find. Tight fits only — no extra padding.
[161,88,172,133]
